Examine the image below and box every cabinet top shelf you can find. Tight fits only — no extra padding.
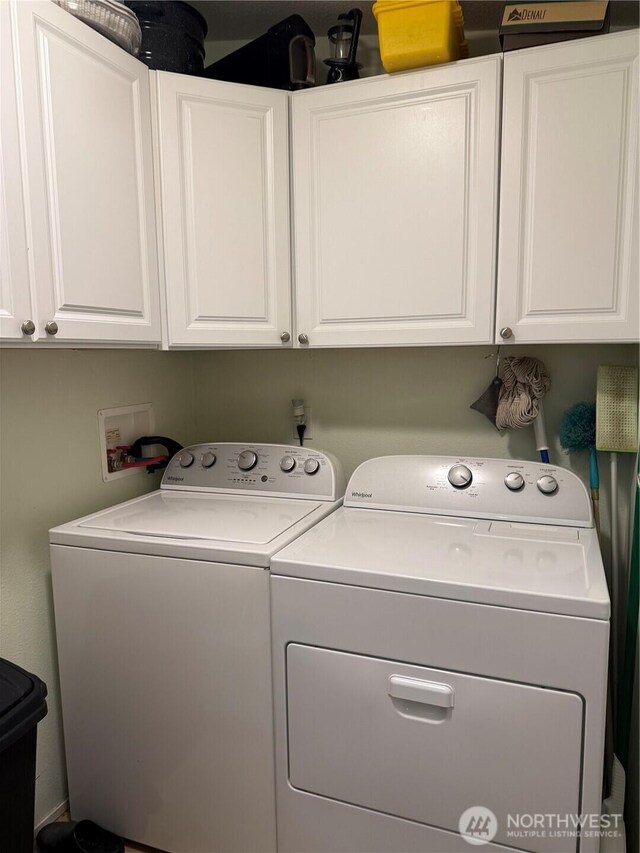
[191,1,638,84]
[191,0,639,43]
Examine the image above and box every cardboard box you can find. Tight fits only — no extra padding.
[500,1,610,51]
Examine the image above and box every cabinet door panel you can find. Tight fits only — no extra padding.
[155,74,291,347]
[292,59,501,347]
[0,2,34,342]
[13,1,160,344]
[497,32,638,344]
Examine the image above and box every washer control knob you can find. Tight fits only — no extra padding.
[504,472,525,492]
[280,455,296,473]
[537,474,558,495]
[448,464,473,489]
[201,451,216,469]
[178,451,194,468]
[238,450,258,471]
[304,458,320,475]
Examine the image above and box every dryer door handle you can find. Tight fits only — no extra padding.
[388,676,455,709]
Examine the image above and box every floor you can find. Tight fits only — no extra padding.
[38,812,163,853]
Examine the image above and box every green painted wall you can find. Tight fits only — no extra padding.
[194,344,638,483]
[0,349,197,825]
[0,343,637,827]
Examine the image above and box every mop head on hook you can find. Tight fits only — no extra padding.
[495,357,550,430]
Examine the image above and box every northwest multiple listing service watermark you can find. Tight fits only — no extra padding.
[458,806,623,846]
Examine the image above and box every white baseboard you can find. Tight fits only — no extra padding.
[34,798,69,834]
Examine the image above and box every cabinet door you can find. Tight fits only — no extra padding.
[12,1,160,344]
[292,58,501,348]
[497,32,639,344]
[154,73,292,348]
[0,2,34,342]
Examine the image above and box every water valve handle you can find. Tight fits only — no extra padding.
[129,436,183,465]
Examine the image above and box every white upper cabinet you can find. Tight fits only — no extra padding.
[3,5,635,351]
[0,1,33,342]
[497,31,639,345]
[291,57,501,348]
[154,73,292,348]
[8,0,160,345]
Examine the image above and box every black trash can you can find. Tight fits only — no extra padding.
[0,658,48,853]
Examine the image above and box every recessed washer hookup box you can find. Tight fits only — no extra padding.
[500,1,610,51]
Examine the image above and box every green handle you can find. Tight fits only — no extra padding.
[589,446,599,490]
[617,466,639,769]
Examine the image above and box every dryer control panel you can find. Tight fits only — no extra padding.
[345,456,592,527]
[161,443,345,501]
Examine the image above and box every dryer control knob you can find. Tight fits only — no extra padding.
[238,450,258,471]
[280,455,296,472]
[201,451,216,469]
[504,472,525,491]
[178,451,194,468]
[537,475,558,495]
[448,464,472,489]
[304,458,320,475]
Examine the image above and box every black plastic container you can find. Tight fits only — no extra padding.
[203,14,316,91]
[125,1,208,74]
[0,658,48,853]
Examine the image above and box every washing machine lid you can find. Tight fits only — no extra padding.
[270,506,610,619]
[50,490,339,568]
[79,491,320,544]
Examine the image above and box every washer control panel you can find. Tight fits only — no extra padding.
[161,443,345,500]
[346,456,592,526]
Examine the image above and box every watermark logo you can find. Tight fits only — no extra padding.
[458,807,498,846]
[457,809,624,846]
[507,813,623,840]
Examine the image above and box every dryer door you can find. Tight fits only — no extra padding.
[286,645,583,853]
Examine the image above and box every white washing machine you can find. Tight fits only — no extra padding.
[271,456,610,853]
[50,443,344,853]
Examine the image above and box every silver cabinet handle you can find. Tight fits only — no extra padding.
[45,321,59,336]
[499,326,513,340]
[280,331,291,343]
[21,320,35,336]
[298,333,309,345]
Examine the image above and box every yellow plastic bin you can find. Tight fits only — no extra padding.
[372,0,468,73]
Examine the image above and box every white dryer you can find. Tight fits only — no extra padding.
[271,456,610,853]
[50,443,344,853]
